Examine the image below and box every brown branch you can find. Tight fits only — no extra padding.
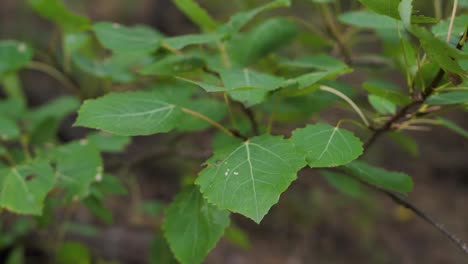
[359,29,468,256]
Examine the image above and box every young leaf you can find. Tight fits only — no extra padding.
[196,135,306,223]
[426,91,468,105]
[0,161,55,215]
[163,186,230,264]
[51,141,103,200]
[173,0,218,31]
[28,0,91,32]
[0,41,33,77]
[86,132,131,153]
[291,124,363,167]
[344,160,413,193]
[92,22,163,54]
[368,94,396,114]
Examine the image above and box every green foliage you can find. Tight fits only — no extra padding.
[1,0,467,262]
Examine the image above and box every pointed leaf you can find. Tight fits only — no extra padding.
[437,117,468,138]
[87,132,131,153]
[320,170,364,198]
[344,160,413,193]
[164,33,222,50]
[163,186,230,264]
[196,135,306,223]
[28,0,90,32]
[339,10,398,29]
[139,55,205,76]
[173,0,218,31]
[0,161,55,215]
[368,94,396,114]
[358,0,401,19]
[291,124,363,167]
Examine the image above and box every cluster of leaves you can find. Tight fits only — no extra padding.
[0,0,467,263]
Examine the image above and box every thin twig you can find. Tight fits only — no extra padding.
[446,0,459,42]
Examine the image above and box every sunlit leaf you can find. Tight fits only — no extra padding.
[291,124,363,167]
[196,135,306,223]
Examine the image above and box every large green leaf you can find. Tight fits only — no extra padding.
[358,0,401,19]
[291,124,363,167]
[344,160,413,193]
[426,91,468,105]
[28,0,90,32]
[75,88,187,136]
[51,141,103,200]
[92,22,163,54]
[163,186,230,264]
[173,0,218,31]
[0,161,55,215]
[0,41,33,77]
[196,135,306,223]
[228,17,298,66]
[338,10,398,29]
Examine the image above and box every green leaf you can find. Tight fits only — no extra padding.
[0,41,33,77]
[163,186,230,264]
[338,10,398,29]
[437,117,468,138]
[0,116,20,141]
[51,141,103,200]
[196,135,306,223]
[5,246,24,264]
[83,196,113,224]
[0,161,55,215]
[398,0,412,27]
[149,232,178,264]
[228,17,298,66]
[220,68,285,107]
[358,0,401,19]
[164,33,222,50]
[92,174,127,197]
[56,241,91,264]
[432,15,468,41]
[320,170,364,198]
[368,95,396,114]
[92,22,163,54]
[173,0,218,31]
[344,160,413,193]
[217,0,291,37]
[362,80,411,105]
[139,55,205,76]
[410,26,467,75]
[280,53,348,71]
[0,99,26,120]
[426,91,468,105]
[28,0,90,32]
[75,89,186,136]
[87,132,131,153]
[291,124,363,167]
